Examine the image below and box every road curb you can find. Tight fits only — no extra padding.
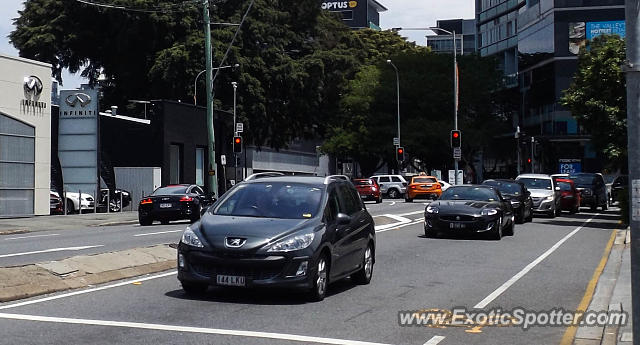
[93,220,139,227]
[0,229,30,236]
[0,244,176,303]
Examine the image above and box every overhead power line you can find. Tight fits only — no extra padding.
[74,0,199,13]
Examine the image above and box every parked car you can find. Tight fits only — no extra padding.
[405,175,442,202]
[177,175,376,301]
[51,191,95,214]
[556,178,581,214]
[423,185,515,240]
[352,178,382,203]
[515,174,561,217]
[50,192,63,215]
[482,179,533,223]
[97,188,132,212]
[370,175,407,199]
[569,173,608,211]
[611,175,628,204]
[138,184,216,225]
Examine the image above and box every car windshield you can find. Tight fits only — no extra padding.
[569,174,597,186]
[353,179,373,186]
[412,177,437,184]
[152,186,188,195]
[484,181,521,195]
[440,187,499,202]
[558,182,572,191]
[518,178,552,190]
[213,182,323,219]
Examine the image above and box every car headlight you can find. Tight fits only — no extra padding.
[181,226,204,248]
[371,187,377,191]
[544,196,554,202]
[510,200,521,207]
[426,205,439,214]
[267,233,315,252]
[482,209,498,216]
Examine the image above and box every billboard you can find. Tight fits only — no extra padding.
[558,159,582,174]
[569,20,625,55]
[320,0,367,28]
[58,89,99,196]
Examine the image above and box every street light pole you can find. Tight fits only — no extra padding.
[203,0,218,197]
[386,60,401,160]
[231,81,238,184]
[193,64,239,106]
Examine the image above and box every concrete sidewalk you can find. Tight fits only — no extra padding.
[0,212,139,235]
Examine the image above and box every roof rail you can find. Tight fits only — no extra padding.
[324,175,350,184]
[245,172,285,181]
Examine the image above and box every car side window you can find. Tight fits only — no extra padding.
[391,176,402,182]
[379,176,390,183]
[324,189,340,223]
[337,184,360,216]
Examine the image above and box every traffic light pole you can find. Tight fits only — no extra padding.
[203,0,219,197]
[232,82,238,184]
[624,0,640,342]
[531,136,535,173]
[453,30,459,185]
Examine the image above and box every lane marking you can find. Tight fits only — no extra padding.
[376,219,423,233]
[134,230,183,237]
[390,202,396,206]
[397,210,424,217]
[0,245,104,259]
[0,312,392,345]
[374,214,412,231]
[423,335,446,345]
[559,227,618,345]
[4,233,60,241]
[474,214,600,309]
[0,271,177,310]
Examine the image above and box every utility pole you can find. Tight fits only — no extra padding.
[203,0,218,197]
[232,81,238,185]
[624,0,640,342]
[453,30,459,185]
[516,126,521,175]
[530,136,535,173]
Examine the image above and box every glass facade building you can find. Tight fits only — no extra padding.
[426,19,477,55]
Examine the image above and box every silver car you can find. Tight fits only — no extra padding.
[370,175,407,199]
[516,174,561,217]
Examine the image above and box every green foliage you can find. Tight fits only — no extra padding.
[561,35,627,170]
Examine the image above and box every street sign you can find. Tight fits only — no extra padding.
[221,155,226,166]
[453,147,461,159]
[448,170,463,185]
[393,137,400,146]
[236,123,244,133]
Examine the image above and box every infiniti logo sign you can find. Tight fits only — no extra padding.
[65,93,92,107]
[225,237,247,248]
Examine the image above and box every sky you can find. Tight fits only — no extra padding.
[0,0,475,89]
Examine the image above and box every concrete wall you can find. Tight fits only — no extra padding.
[0,54,52,216]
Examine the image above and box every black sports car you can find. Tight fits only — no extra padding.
[423,185,515,240]
[138,184,215,225]
[177,175,376,301]
[482,179,533,224]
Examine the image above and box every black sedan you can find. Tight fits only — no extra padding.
[482,179,533,223]
[177,175,376,301]
[423,185,515,240]
[138,185,215,225]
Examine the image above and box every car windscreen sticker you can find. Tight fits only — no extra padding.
[303,213,312,218]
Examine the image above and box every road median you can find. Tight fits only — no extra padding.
[0,244,176,303]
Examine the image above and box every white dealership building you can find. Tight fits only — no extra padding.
[0,54,51,216]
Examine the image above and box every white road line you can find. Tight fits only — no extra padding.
[423,335,446,345]
[376,219,424,233]
[134,230,183,237]
[0,245,104,259]
[0,271,177,310]
[374,214,412,231]
[0,313,392,345]
[397,210,424,217]
[473,214,599,309]
[4,233,60,241]
[390,202,396,206]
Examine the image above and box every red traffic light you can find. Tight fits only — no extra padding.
[397,148,404,154]
[452,132,459,138]
[234,137,241,144]
[527,158,532,163]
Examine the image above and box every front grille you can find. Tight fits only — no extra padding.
[192,264,282,281]
[440,215,477,222]
[532,197,543,207]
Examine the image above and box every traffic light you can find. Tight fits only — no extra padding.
[527,158,532,164]
[451,130,461,148]
[396,146,405,161]
[233,136,242,153]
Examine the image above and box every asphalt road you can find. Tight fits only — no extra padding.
[0,199,428,266]
[0,203,620,345]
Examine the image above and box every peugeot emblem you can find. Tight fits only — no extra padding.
[225,237,246,248]
[456,216,460,221]
[23,76,43,101]
[64,93,92,107]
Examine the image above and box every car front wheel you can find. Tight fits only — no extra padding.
[181,281,208,295]
[308,254,329,302]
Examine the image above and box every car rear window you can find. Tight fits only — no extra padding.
[412,177,437,184]
[557,182,572,191]
[152,186,188,195]
[569,175,597,185]
[353,179,373,186]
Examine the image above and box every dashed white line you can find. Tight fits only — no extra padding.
[4,233,60,241]
[473,214,599,309]
[423,335,446,345]
[0,245,104,259]
[0,271,177,310]
[0,313,392,345]
[134,230,183,237]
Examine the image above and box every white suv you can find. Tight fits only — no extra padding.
[370,175,407,199]
[516,174,561,217]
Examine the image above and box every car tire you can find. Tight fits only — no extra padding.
[490,217,503,240]
[308,254,329,302]
[352,244,374,285]
[602,202,608,211]
[388,189,399,199]
[139,215,153,226]
[548,209,556,218]
[181,281,208,295]
[504,216,514,236]
[555,206,562,217]
[376,195,382,203]
[590,203,597,212]
[405,196,413,203]
[66,199,75,214]
[516,208,525,224]
[525,208,533,222]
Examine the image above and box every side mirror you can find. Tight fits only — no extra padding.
[336,213,351,226]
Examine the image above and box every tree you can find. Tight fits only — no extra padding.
[561,35,627,170]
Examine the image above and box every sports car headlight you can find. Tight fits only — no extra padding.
[426,205,439,214]
[267,233,315,252]
[181,226,204,248]
[482,209,498,216]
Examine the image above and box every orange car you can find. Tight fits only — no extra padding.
[405,175,442,202]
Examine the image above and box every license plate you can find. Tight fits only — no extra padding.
[217,275,245,287]
[159,203,172,208]
[449,222,466,229]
